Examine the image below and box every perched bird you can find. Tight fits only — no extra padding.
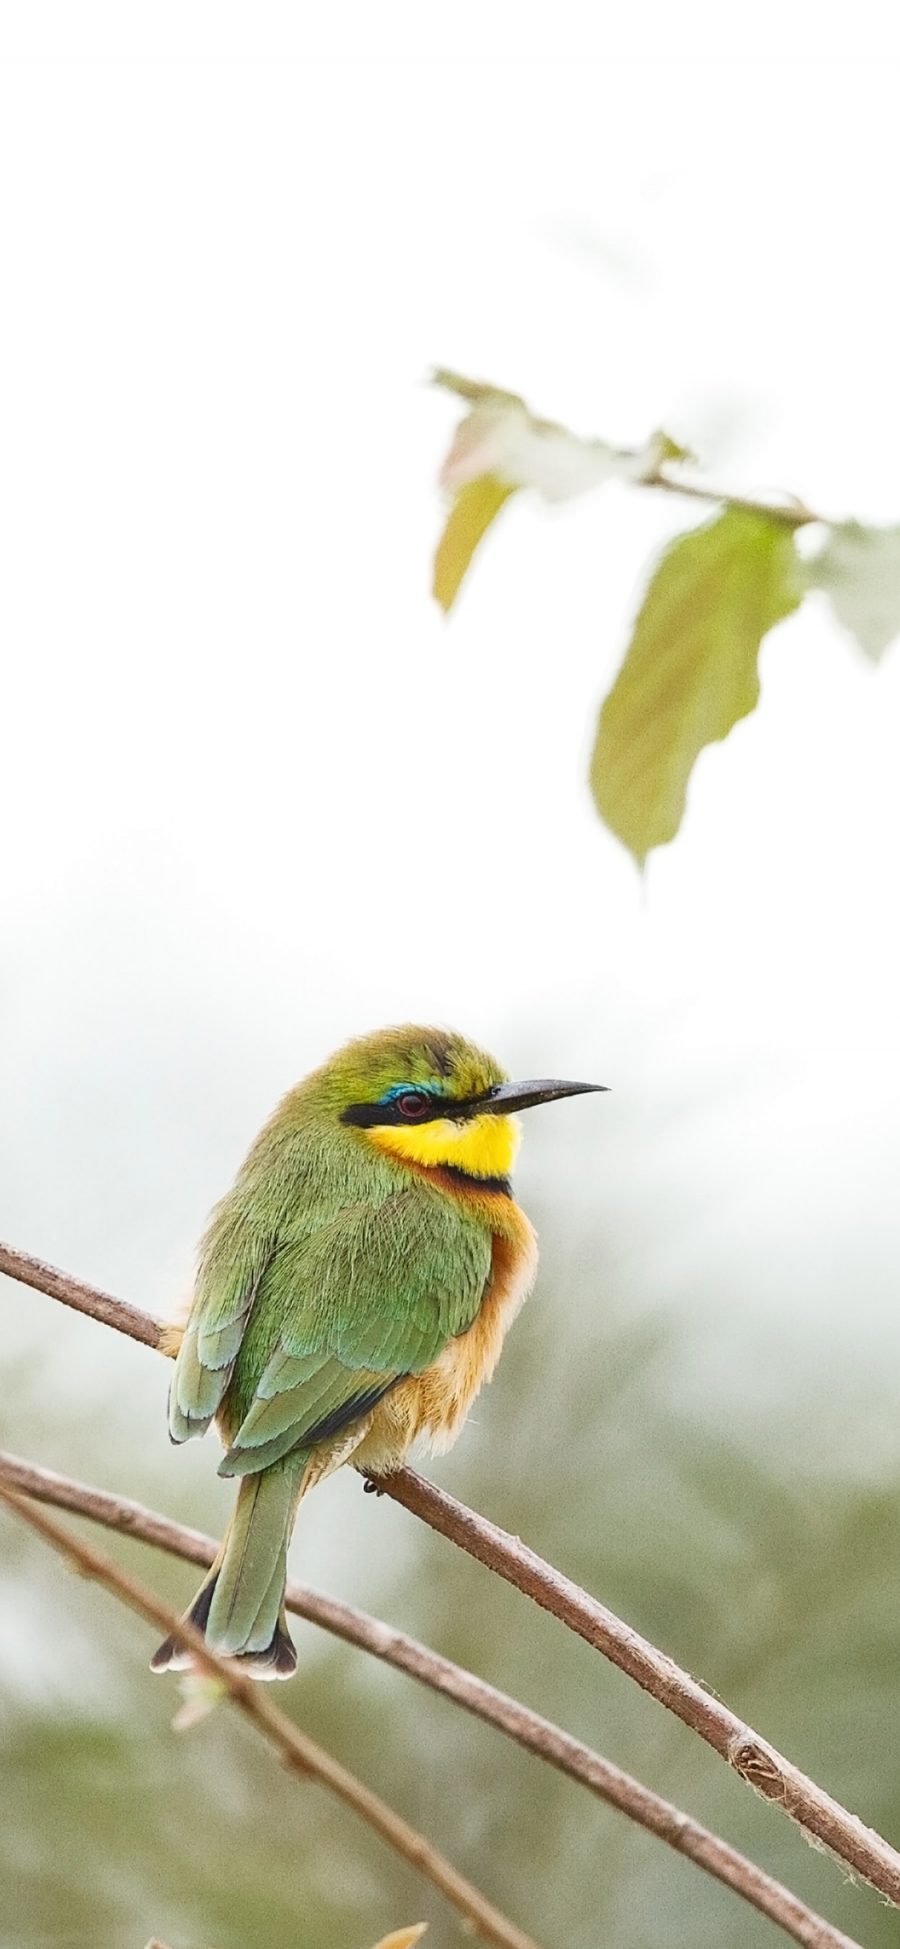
[151,1024,604,1678]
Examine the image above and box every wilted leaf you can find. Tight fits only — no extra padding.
[439,399,626,504]
[590,508,802,865]
[438,402,526,493]
[431,372,695,614]
[806,520,900,660]
[433,474,517,612]
[435,373,687,506]
[368,1928,427,1949]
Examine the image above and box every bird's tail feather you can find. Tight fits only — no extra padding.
[150,1454,308,1681]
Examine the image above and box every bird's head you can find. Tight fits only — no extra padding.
[308,1025,605,1187]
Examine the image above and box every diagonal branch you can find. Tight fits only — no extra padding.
[4,1238,899,1910]
[0,1241,162,1348]
[0,1479,540,1949]
[0,1450,861,1949]
[375,1472,900,1900]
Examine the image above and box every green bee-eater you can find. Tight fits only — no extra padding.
[151,1025,603,1678]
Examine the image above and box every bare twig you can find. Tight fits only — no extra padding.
[4,1239,898,1910]
[644,467,819,530]
[0,1480,540,1949]
[0,1242,161,1349]
[0,1451,861,1949]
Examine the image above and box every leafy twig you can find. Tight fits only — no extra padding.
[4,1237,899,1909]
[0,1449,862,1949]
[432,366,822,531]
[431,370,900,863]
[0,1479,541,1949]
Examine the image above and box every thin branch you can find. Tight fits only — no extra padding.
[645,466,820,531]
[0,1241,161,1350]
[0,1451,861,1949]
[378,1470,900,1900]
[0,1480,540,1949]
[4,1238,899,1910]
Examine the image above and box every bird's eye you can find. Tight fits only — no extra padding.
[395,1090,432,1121]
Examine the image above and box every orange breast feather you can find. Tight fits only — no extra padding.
[354,1202,538,1473]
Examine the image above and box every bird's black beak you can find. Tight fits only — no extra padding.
[480,1079,608,1116]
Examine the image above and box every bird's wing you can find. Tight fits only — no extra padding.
[217,1187,493,1477]
[168,1218,275,1443]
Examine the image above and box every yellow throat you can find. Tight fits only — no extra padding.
[368,1111,521,1181]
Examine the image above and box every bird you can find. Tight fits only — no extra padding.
[151,1024,604,1678]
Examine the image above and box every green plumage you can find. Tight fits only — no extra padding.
[206,1459,306,1664]
[153,1025,507,1678]
[173,1130,493,1471]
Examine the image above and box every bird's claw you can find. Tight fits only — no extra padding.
[362,1476,386,1497]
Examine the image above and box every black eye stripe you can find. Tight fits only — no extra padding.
[341,1088,494,1129]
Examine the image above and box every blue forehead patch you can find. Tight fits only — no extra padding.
[378,1081,445,1104]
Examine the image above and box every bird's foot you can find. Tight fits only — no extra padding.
[362,1475,386,1497]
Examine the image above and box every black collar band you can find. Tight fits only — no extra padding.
[437,1165,512,1196]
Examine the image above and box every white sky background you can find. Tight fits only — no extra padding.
[3,7,900,1540]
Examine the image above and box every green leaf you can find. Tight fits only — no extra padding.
[432,474,517,613]
[590,508,802,865]
[806,520,900,660]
